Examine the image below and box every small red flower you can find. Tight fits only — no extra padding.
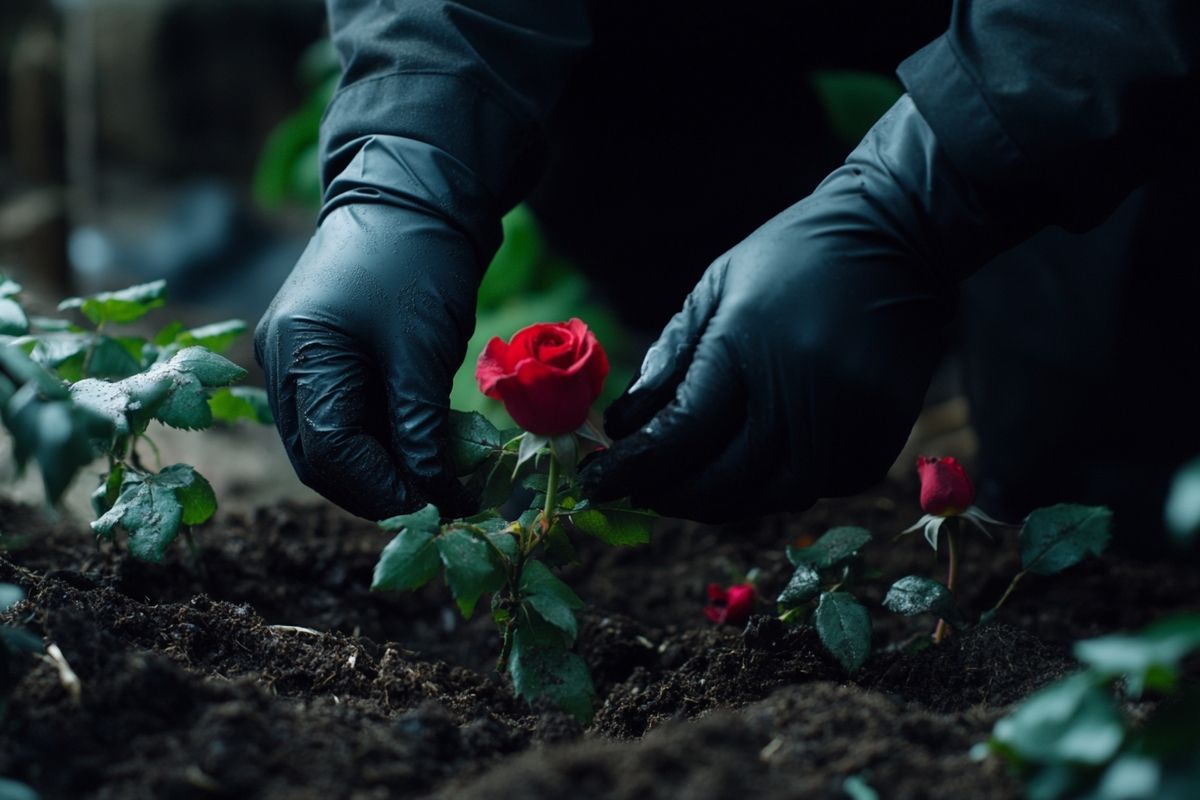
[476,319,609,436]
[916,455,975,517]
[704,583,755,625]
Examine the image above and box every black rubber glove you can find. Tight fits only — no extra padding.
[583,96,1021,521]
[255,136,500,520]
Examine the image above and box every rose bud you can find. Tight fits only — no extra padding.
[476,318,610,436]
[916,455,975,517]
[704,583,755,626]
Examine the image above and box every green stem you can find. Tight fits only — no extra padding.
[81,321,106,378]
[540,452,560,542]
[497,619,515,672]
[990,570,1026,616]
[933,525,959,644]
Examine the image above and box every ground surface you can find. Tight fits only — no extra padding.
[1,479,1198,800]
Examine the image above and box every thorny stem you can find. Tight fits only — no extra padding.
[933,525,959,644]
[541,454,560,538]
[990,570,1026,616]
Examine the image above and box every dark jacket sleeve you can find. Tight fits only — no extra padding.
[320,0,591,216]
[898,0,1200,232]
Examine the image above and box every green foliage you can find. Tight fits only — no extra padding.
[883,575,966,627]
[59,279,166,326]
[1020,504,1112,576]
[509,610,595,723]
[980,615,1200,800]
[372,427,649,722]
[0,777,39,800]
[809,70,904,147]
[372,505,442,592]
[1,279,267,560]
[786,526,872,569]
[92,465,217,562]
[1164,457,1200,546]
[813,592,871,674]
[777,526,873,671]
[568,504,655,546]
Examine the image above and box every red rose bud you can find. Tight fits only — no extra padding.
[916,455,975,517]
[476,319,610,436]
[704,583,755,626]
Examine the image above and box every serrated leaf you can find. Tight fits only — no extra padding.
[991,672,1124,766]
[569,506,654,546]
[519,559,582,642]
[59,279,167,325]
[1021,504,1112,576]
[542,522,580,567]
[436,528,505,618]
[153,372,212,430]
[0,298,28,336]
[509,611,595,723]
[90,464,126,517]
[91,474,184,562]
[378,503,442,534]
[787,526,872,569]
[486,530,519,561]
[159,465,217,526]
[447,410,504,476]
[168,346,246,387]
[372,530,440,592]
[1074,615,1200,698]
[883,575,962,622]
[814,591,871,673]
[86,336,144,379]
[515,432,550,473]
[174,320,246,353]
[777,563,821,609]
[153,321,185,347]
[208,386,273,424]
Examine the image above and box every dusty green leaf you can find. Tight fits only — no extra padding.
[0,298,28,336]
[1074,615,1200,697]
[168,346,246,387]
[0,777,40,800]
[486,530,519,561]
[447,410,504,475]
[153,372,212,430]
[541,521,580,567]
[1165,457,1200,546]
[569,506,654,546]
[163,465,217,526]
[777,564,821,609]
[173,320,246,353]
[92,474,185,562]
[1021,504,1112,576]
[3,384,108,503]
[991,672,1124,766]
[436,528,505,619]
[883,575,962,623]
[90,463,126,517]
[814,591,871,673]
[208,386,273,424]
[59,279,167,325]
[509,611,595,723]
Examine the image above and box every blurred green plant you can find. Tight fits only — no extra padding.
[977,614,1200,800]
[1,278,271,561]
[809,70,904,148]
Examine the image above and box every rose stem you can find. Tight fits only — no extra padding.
[540,451,560,540]
[989,570,1026,616]
[933,525,959,644]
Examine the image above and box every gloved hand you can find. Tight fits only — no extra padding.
[583,96,1019,521]
[255,136,500,520]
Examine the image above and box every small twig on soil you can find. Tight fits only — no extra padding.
[267,624,323,636]
[44,642,82,703]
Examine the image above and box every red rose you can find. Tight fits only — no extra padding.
[704,583,755,626]
[476,318,609,436]
[916,455,975,517]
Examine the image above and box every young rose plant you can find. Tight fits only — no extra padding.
[0,278,271,561]
[371,319,654,722]
[885,455,1112,642]
[776,526,874,673]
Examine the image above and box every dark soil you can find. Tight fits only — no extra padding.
[1,481,1198,799]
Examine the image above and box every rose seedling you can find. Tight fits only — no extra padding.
[885,455,1111,641]
[0,278,271,561]
[371,319,654,722]
[776,526,874,673]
